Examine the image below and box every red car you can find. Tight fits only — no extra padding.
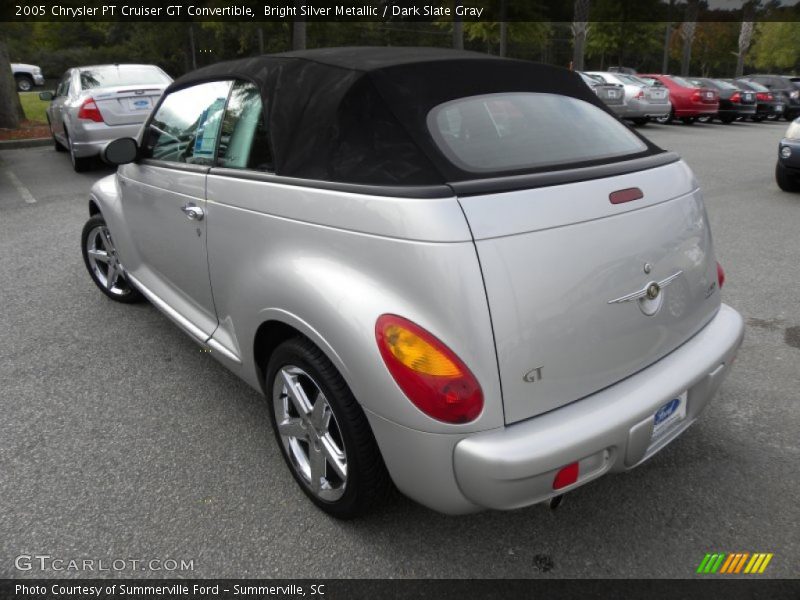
[639,74,719,124]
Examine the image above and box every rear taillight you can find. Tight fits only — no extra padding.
[635,89,645,99]
[756,92,768,101]
[77,97,104,123]
[375,314,483,424]
[768,93,774,101]
[691,90,701,102]
[717,262,726,289]
[731,92,741,103]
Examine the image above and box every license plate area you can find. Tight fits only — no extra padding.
[650,392,688,445]
[127,97,153,111]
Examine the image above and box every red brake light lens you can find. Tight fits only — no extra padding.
[553,462,579,490]
[375,314,483,424]
[717,262,725,289]
[77,98,104,123]
[691,91,701,102]
[731,92,741,103]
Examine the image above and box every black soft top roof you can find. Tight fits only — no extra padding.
[168,47,663,187]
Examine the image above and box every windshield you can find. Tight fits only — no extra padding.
[79,65,171,90]
[427,92,647,173]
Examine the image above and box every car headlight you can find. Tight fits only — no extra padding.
[786,119,800,141]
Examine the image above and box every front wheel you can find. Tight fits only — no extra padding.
[266,337,392,519]
[776,162,800,193]
[81,215,144,303]
[16,76,33,92]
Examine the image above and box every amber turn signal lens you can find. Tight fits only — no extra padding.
[376,315,483,424]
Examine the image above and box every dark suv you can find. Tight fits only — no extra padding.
[740,75,800,120]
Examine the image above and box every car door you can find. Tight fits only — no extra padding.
[116,80,233,341]
[48,71,71,144]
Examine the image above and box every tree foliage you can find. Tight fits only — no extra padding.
[750,22,800,72]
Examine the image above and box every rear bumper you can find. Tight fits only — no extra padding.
[674,105,718,117]
[452,303,744,511]
[69,121,145,158]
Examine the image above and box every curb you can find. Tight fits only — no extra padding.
[0,138,52,150]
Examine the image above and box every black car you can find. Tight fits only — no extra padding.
[729,79,781,122]
[777,117,800,192]
[689,77,756,123]
[739,74,800,120]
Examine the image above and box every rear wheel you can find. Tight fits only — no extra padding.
[631,117,649,126]
[81,215,144,303]
[719,115,736,124]
[66,128,92,172]
[751,115,764,122]
[266,337,392,519]
[654,110,673,124]
[681,117,696,125]
[697,115,712,123]
[776,162,800,193]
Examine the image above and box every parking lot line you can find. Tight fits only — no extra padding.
[3,166,37,204]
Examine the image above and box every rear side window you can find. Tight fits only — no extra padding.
[143,80,232,165]
[427,93,646,173]
[216,81,273,172]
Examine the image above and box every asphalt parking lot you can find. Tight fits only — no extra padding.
[1,119,798,579]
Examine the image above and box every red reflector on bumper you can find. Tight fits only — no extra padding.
[609,187,644,204]
[553,462,579,490]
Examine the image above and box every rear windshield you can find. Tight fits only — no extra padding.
[668,76,696,88]
[427,92,647,173]
[79,65,170,90]
[712,79,738,90]
[619,74,648,86]
[741,80,768,92]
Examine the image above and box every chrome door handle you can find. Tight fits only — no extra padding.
[180,203,204,221]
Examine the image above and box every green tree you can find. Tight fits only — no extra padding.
[751,22,800,72]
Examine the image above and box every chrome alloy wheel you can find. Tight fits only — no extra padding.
[272,365,348,502]
[84,224,131,296]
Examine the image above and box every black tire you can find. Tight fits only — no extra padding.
[654,110,673,124]
[751,115,764,122]
[81,214,144,303]
[631,117,649,126]
[697,115,712,124]
[266,337,392,519]
[65,128,93,172]
[776,162,800,193]
[15,75,33,92]
[681,117,696,125]
[786,113,799,122]
[720,115,736,124]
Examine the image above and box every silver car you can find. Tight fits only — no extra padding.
[587,71,672,124]
[40,64,171,172]
[83,48,744,518]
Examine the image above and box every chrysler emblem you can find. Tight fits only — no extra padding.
[608,271,683,316]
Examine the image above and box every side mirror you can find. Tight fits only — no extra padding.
[38,91,54,101]
[103,138,138,166]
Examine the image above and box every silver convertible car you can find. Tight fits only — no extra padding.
[83,48,744,518]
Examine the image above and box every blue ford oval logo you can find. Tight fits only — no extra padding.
[654,398,680,425]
